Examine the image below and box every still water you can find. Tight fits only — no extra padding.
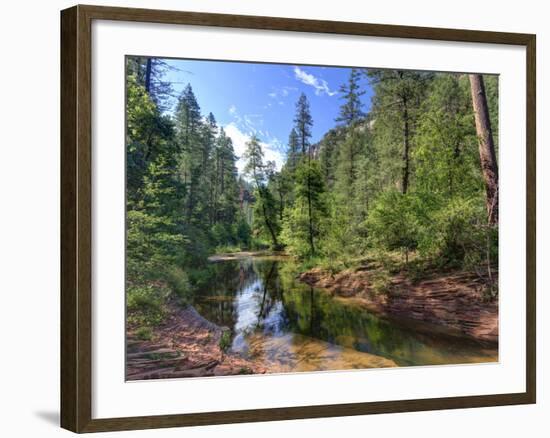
[192,256,497,372]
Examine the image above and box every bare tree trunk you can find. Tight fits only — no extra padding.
[469,74,499,225]
[145,58,152,93]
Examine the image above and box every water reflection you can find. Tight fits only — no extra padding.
[192,257,497,370]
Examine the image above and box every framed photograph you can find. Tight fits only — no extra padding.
[60,4,536,433]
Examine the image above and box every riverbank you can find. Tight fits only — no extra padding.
[298,267,498,344]
[126,304,266,380]
[126,298,399,380]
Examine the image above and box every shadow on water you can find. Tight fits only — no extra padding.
[192,257,497,371]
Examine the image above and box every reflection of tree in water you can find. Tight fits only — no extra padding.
[193,260,255,329]
[256,261,276,324]
[192,258,496,367]
[280,281,495,366]
[281,280,413,358]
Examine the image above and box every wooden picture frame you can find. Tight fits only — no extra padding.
[61,4,536,433]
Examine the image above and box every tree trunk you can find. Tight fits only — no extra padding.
[469,74,499,225]
[301,124,307,156]
[306,172,315,256]
[349,137,356,193]
[260,189,278,248]
[401,97,410,194]
[278,189,284,221]
[145,58,152,93]
[220,156,225,194]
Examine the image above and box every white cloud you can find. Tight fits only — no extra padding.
[225,106,283,175]
[224,122,285,175]
[228,105,264,134]
[267,86,297,101]
[293,66,338,96]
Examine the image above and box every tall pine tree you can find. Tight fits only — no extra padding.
[336,68,365,126]
[294,93,313,158]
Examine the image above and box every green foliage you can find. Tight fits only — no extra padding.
[317,127,346,189]
[125,55,500,336]
[163,266,191,302]
[236,217,252,248]
[286,128,300,171]
[421,198,496,269]
[321,198,360,272]
[126,58,248,331]
[126,75,176,202]
[414,74,480,198]
[218,330,232,352]
[334,129,364,199]
[281,161,326,258]
[127,284,168,327]
[253,185,280,248]
[366,190,420,263]
[126,210,187,281]
[336,68,365,126]
[369,270,392,295]
[367,69,434,193]
[243,134,265,182]
[135,327,153,341]
[243,135,281,248]
[211,222,233,247]
[294,93,313,155]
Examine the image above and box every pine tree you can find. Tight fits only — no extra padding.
[243,135,279,248]
[414,73,478,199]
[367,69,433,194]
[175,84,202,147]
[214,128,239,225]
[293,93,313,158]
[281,161,326,257]
[284,95,326,256]
[334,128,364,200]
[126,75,176,205]
[174,84,207,225]
[336,68,365,126]
[317,128,346,189]
[286,128,300,171]
[243,134,265,184]
[125,72,187,283]
[126,57,176,110]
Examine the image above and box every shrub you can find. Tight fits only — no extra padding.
[419,197,495,269]
[163,266,191,302]
[235,218,252,248]
[135,326,153,341]
[211,223,232,247]
[218,330,232,352]
[366,190,420,265]
[369,270,392,295]
[127,284,168,327]
[126,209,187,281]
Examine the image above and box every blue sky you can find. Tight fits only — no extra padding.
[162,58,373,173]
